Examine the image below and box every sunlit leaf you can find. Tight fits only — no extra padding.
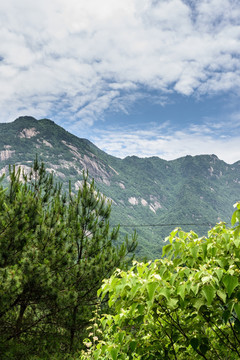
[147,282,158,302]
[215,269,224,281]
[202,285,215,305]
[159,287,171,301]
[109,346,119,360]
[223,275,239,297]
[217,290,226,303]
[167,298,178,309]
[177,284,186,301]
[162,244,172,256]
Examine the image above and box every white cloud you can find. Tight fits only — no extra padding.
[89,118,240,164]
[0,0,240,124]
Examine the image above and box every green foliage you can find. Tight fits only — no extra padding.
[81,205,240,359]
[0,160,136,359]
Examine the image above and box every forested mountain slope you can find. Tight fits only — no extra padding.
[1,116,240,258]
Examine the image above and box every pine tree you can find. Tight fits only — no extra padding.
[0,160,137,359]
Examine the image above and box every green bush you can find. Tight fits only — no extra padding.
[80,203,240,359]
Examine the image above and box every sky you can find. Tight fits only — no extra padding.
[0,0,240,164]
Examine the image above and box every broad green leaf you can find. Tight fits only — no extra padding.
[185,281,192,294]
[191,283,200,296]
[174,241,183,254]
[162,244,172,256]
[202,285,215,305]
[162,269,171,281]
[147,300,153,312]
[231,211,237,226]
[215,269,224,281]
[167,298,178,309]
[169,273,178,286]
[217,290,226,303]
[190,245,198,259]
[137,264,145,276]
[158,287,171,301]
[223,275,239,297]
[223,233,230,242]
[137,304,145,315]
[173,258,182,267]
[129,341,137,352]
[110,346,119,360]
[234,227,240,239]
[118,331,125,343]
[93,349,101,359]
[223,309,231,324]
[177,284,186,301]
[235,209,240,222]
[201,243,207,259]
[129,302,138,315]
[159,266,167,277]
[216,258,227,268]
[130,284,140,300]
[168,228,179,244]
[147,282,158,302]
[109,294,116,307]
[234,237,240,247]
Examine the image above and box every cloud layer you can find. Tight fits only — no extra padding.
[91,119,240,164]
[1,0,240,124]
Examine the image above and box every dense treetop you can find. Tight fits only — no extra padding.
[0,160,136,359]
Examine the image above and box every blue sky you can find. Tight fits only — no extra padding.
[0,0,240,163]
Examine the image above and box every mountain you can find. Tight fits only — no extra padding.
[1,116,240,259]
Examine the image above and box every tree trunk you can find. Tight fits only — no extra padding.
[70,305,78,352]
[14,303,27,338]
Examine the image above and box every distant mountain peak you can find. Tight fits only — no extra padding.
[0,116,240,259]
[13,116,38,124]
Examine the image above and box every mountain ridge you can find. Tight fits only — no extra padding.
[1,116,239,258]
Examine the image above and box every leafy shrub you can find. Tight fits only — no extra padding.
[80,203,240,359]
